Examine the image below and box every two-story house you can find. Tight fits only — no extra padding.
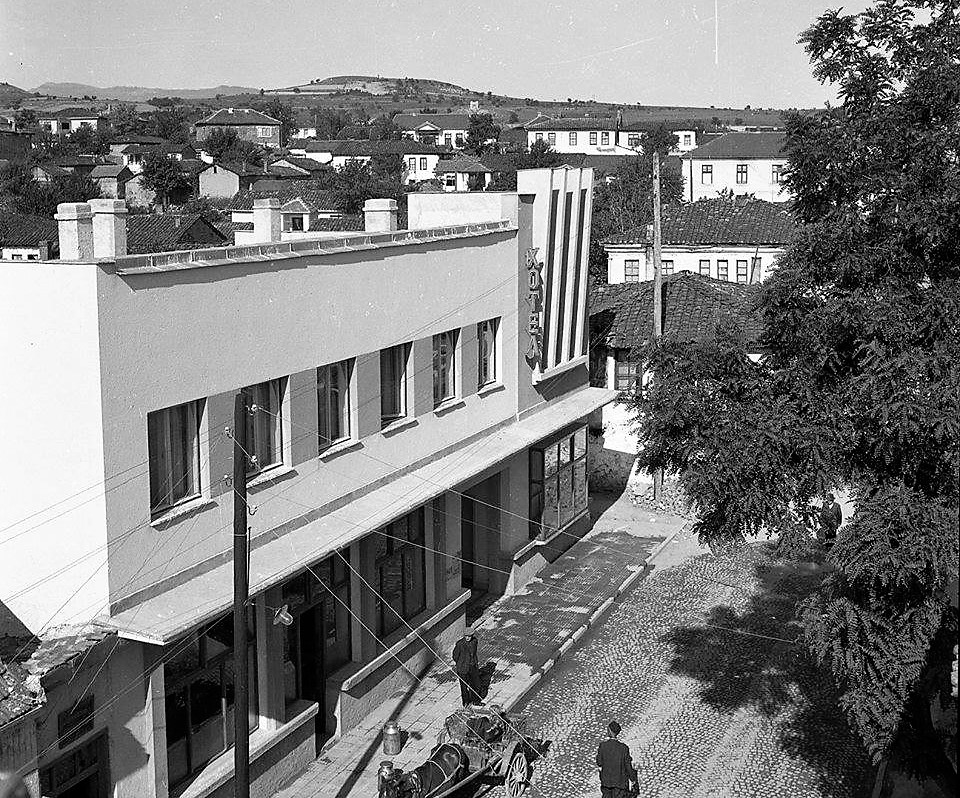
[393,114,471,148]
[681,132,789,202]
[37,108,104,137]
[525,117,645,155]
[288,140,447,184]
[603,197,795,284]
[195,108,282,149]
[0,167,608,798]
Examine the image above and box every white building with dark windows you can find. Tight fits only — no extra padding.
[525,117,644,155]
[681,132,790,202]
[0,169,610,798]
[287,140,447,184]
[393,114,471,148]
[603,197,795,285]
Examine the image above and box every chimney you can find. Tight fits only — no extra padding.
[89,198,128,258]
[55,202,94,260]
[253,198,282,243]
[363,198,398,233]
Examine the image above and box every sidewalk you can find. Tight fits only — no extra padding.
[276,492,688,798]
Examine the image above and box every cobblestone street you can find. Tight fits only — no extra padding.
[490,540,872,798]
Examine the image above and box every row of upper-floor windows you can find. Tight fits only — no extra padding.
[146,318,502,517]
[533,131,642,148]
[700,163,786,184]
[622,258,760,283]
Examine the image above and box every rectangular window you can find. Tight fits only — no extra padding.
[717,259,729,280]
[375,508,426,636]
[547,132,556,146]
[736,164,748,184]
[477,318,499,388]
[455,134,464,147]
[243,380,284,475]
[257,126,272,138]
[627,133,641,148]
[569,132,577,146]
[624,259,640,282]
[419,157,427,171]
[589,132,598,145]
[600,131,609,145]
[317,360,352,451]
[699,259,711,276]
[165,613,258,787]
[736,259,749,283]
[408,157,416,170]
[683,134,692,146]
[528,426,588,540]
[148,400,202,515]
[615,359,643,392]
[662,259,674,275]
[535,132,543,141]
[701,164,713,184]
[772,164,784,184]
[432,329,458,406]
[380,344,409,426]
[751,256,761,280]
[289,215,304,231]
[444,134,452,147]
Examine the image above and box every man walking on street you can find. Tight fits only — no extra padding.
[596,720,638,798]
[452,624,482,707]
[819,492,842,548]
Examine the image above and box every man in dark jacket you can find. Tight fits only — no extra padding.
[452,625,482,706]
[818,493,842,547]
[595,720,637,797]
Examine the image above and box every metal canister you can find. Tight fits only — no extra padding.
[383,721,403,755]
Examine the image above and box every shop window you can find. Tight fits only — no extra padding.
[528,426,588,540]
[375,508,426,637]
[164,613,257,787]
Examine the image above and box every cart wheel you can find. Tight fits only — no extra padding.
[503,749,530,797]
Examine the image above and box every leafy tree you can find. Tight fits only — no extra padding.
[464,113,501,156]
[329,158,403,216]
[146,108,191,141]
[13,108,37,130]
[108,105,144,135]
[140,151,191,210]
[369,113,402,141]
[67,125,98,153]
[631,1,959,787]
[202,127,263,166]
[1,167,101,217]
[486,140,564,191]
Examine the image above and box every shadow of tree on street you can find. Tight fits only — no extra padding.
[664,550,872,798]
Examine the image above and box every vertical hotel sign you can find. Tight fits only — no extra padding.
[525,247,544,366]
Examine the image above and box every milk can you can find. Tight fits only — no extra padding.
[383,721,403,755]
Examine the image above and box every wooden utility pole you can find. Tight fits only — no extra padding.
[232,392,250,798]
[652,153,664,499]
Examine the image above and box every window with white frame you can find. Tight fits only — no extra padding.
[547,132,556,146]
[624,259,640,282]
[407,157,416,171]
[627,133,640,148]
[589,132,598,145]
[699,259,710,276]
[243,380,284,475]
[257,126,272,138]
[683,134,692,146]
[444,173,456,188]
[444,134,452,147]
[569,132,578,146]
[701,164,713,184]
[717,260,729,280]
[432,329,458,406]
[148,400,203,515]
[289,215,304,231]
[772,164,784,184]
[317,360,352,451]
[477,318,499,388]
[380,344,409,426]
[601,131,609,145]
[736,260,749,283]
[419,157,427,171]
[614,358,643,391]
[662,260,674,275]
[736,164,748,184]
[455,134,464,147]
[535,132,543,141]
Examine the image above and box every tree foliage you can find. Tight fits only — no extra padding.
[0,162,100,216]
[202,127,263,166]
[140,152,191,210]
[464,113,501,156]
[630,0,960,783]
[485,140,563,191]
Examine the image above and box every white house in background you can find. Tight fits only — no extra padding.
[434,155,493,192]
[227,183,346,244]
[197,161,273,198]
[0,212,58,260]
[107,134,164,156]
[524,117,644,155]
[672,130,698,153]
[394,113,471,148]
[603,197,795,284]
[288,140,447,184]
[37,108,104,136]
[681,132,790,202]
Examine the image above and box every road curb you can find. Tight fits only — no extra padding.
[503,521,689,713]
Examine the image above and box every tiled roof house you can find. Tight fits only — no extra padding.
[195,108,282,148]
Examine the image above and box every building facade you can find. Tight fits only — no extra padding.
[288,140,446,184]
[393,114,471,148]
[37,110,104,136]
[525,117,645,155]
[195,109,282,149]
[681,132,789,202]
[0,168,610,798]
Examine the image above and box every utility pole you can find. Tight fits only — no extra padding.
[232,392,250,798]
[652,152,664,500]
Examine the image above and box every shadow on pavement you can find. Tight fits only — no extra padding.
[664,551,872,798]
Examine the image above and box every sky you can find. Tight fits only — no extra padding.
[0,0,869,108]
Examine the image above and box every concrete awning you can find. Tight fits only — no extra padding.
[105,387,617,645]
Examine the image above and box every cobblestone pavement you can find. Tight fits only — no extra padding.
[487,544,871,798]
[276,492,684,798]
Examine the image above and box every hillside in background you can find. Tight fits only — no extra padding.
[31,82,259,101]
[266,74,473,97]
[0,82,32,104]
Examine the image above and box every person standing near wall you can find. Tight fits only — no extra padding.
[452,625,482,707]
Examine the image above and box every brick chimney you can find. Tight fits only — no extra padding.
[89,198,128,258]
[363,198,398,233]
[253,198,282,243]
[55,202,94,260]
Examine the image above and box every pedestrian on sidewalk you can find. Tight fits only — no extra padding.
[452,624,482,707]
[818,492,842,549]
[595,720,638,798]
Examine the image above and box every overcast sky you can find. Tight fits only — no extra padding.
[1,0,868,108]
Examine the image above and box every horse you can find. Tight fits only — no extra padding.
[378,743,468,798]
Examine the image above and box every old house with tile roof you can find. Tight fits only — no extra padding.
[197,160,275,199]
[603,197,795,284]
[36,108,104,137]
[681,131,790,202]
[288,139,448,184]
[434,155,492,192]
[125,213,229,255]
[89,164,133,199]
[525,115,646,155]
[394,113,471,148]
[227,182,348,244]
[0,213,58,260]
[194,108,282,148]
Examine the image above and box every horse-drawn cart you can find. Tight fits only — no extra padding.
[378,705,533,798]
